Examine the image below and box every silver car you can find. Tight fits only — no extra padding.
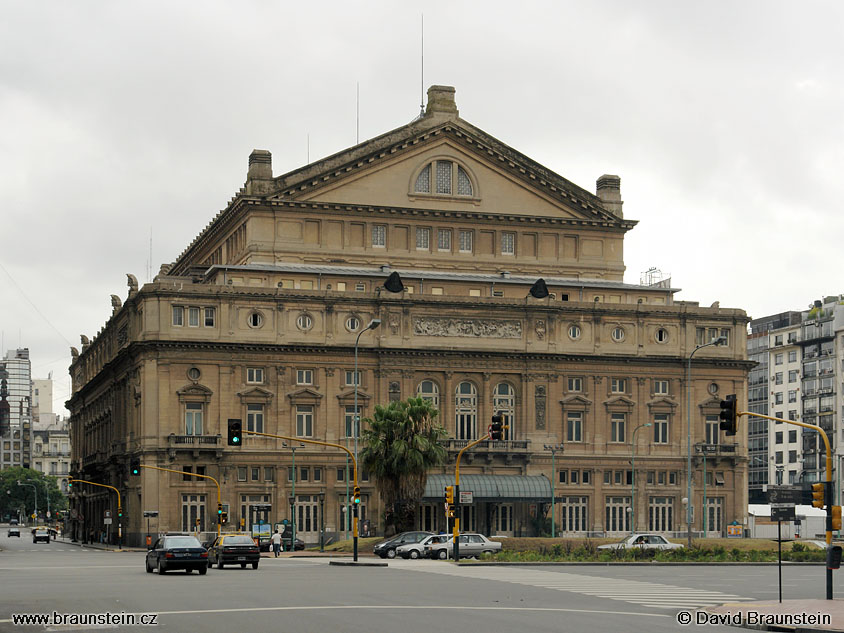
[597,533,683,551]
[424,533,503,559]
[397,534,448,559]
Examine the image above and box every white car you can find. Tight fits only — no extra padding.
[597,533,683,551]
[397,534,448,559]
[424,533,503,559]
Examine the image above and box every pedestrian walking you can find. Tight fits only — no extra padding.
[270,530,283,557]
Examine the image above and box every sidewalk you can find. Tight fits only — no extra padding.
[700,599,844,632]
[53,536,145,552]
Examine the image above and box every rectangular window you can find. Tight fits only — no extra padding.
[314,468,322,482]
[300,467,309,482]
[774,392,783,405]
[775,353,783,365]
[296,405,314,437]
[188,307,200,327]
[336,282,346,291]
[775,431,783,444]
[183,465,193,481]
[559,470,567,484]
[788,370,798,383]
[247,367,264,384]
[788,390,797,403]
[345,370,361,387]
[603,471,611,484]
[788,410,797,421]
[570,470,579,484]
[669,472,677,485]
[775,372,783,385]
[344,405,361,439]
[566,412,582,442]
[288,467,294,482]
[251,467,259,481]
[775,451,783,465]
[297,369,313,385]
[788,350,798,363]
[611,378,626,393]
[568,377,582,392]
[355,282,366,292]
[458,230,473,253]
[436,161,452,194]
[431,287,443,295]
[372,225,386,247]
[653,380,669,395]
[582,471,590,484]
[173,306,184,326]
[247,403,264,433]
[469,289,481,297]
[437,229,451,251]
[264,467,274,482]
[237,467,247,482]
[204,307,216,327]
[653,413,669,444]
[416,227,430,250]
[775,334,783,346]
[501,232,515,255]
[705,415,719,445]
[185,403,203,435]
[610,413,626,443]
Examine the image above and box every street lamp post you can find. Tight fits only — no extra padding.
[543,444,563,538]
[283,443,303,548]
[686,335,727,547]
[318,490,325,552]
[16,480,37,524]
[353,318,380,560]
[631,423,652,535]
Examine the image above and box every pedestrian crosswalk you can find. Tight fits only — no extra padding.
[399,563,750,610]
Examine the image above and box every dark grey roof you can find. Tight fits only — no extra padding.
[424,474,551,501]
[207,263,678,293]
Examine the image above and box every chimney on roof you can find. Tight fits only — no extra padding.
[596,174,623,218]
[425,85,459,118]
[246,150,274,195]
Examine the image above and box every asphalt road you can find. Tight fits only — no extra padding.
[0,526,835,633]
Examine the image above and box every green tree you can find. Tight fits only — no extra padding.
[0,467,67,522]
[360,397,448,536]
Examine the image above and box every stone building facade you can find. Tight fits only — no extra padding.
[68,86,751,546]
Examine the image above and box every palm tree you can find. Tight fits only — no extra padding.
[360,397,448,536]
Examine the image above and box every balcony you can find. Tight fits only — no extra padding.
[445,438,531,465]
[694,443,739,459]
[167,434,222,459]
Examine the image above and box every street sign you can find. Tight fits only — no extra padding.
[459,491,473,505]
[103,518,113,525]
[767,486,805,505]
[46,511,51,519]
[143,510,159,518]
[104,510,111,519]
[772,506,796,522]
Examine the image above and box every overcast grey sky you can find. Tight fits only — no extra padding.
[2,1,843,415]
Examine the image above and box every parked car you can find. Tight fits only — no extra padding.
[425,533,503,560]
[32,527,50,544]
[206,533,261,570]
[397,534,448,559]
[146,534,208,574]
[596,534,683,551]
[8,527,20,537]
[373,531,432,559]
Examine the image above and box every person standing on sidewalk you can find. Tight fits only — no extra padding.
[270,530,283,557]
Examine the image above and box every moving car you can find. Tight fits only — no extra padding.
[373,531,432,559]
[397,534,448,559]
[146,534,208,574]
[424,533,502,560]
[9,518,18,526]
[206,533,261,569]
[8,527,20,537]
[597,534,684,551]
[32,527,50,544]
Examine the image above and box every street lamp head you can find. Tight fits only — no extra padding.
[712,335,728,346]
[367,318,382,331]
[644,423,652,427]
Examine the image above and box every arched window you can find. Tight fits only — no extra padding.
[493,382,515,440]
[417,380,440,410]
[455,382,477,440]
[413,160,475,197]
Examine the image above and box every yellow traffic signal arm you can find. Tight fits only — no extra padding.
[67,478,123,549]
[138,465,222,537]
[453,433,491,543]
[738,411,832,545]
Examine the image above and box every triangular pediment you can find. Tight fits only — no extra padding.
[177,383,213,399]
[560,394,593,407]
[603,395,636,410]
[647,396,679,411]
[286,388,324,403]
[336,389,372,402]
[237,387,274,402]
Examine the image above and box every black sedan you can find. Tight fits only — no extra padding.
[146,535,208,575]
[207,533,261,569]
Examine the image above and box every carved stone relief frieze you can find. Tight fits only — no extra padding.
[388,313,401,335]
[535,385,546,430]
[412,317,522,339]
[535,319,546,340]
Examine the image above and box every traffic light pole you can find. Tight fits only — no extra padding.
[244,430,360,561]
[454,433,491,562]
[68,479,122,550]
[138,465,222,538]
[738,411,834,599]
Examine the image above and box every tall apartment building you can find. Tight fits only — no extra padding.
[68,85,751,546]
[747,297,844,503]
[0,349,33,470]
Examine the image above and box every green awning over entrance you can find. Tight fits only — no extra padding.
[423,474,551,502]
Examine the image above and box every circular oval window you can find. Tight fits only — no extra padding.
[247,311,264,328]
[708,382,719,395]
[346,316,361,332]
[568,324,581,340]
[187,367,201,381]
[296,313,313,331]
[611,326,625,342]
[656,328,669,344]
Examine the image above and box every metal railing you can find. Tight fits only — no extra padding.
[168,434,221,446]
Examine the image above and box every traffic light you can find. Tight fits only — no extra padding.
[447,506,455,518]
[444,486,454,505]
[227,419,242,446]
[718,395,738,436]
[221,511,228,524]
[130,459,140,476]
[118,509,123,518]
[832,506,842,531]
[490,412,504,440]
[217,502,223,516]
[353,486,361,504]
[812,483,826,509]
[67,479,72,489]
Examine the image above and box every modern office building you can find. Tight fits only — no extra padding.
[68,85,751,546]
[0,349,33,470]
